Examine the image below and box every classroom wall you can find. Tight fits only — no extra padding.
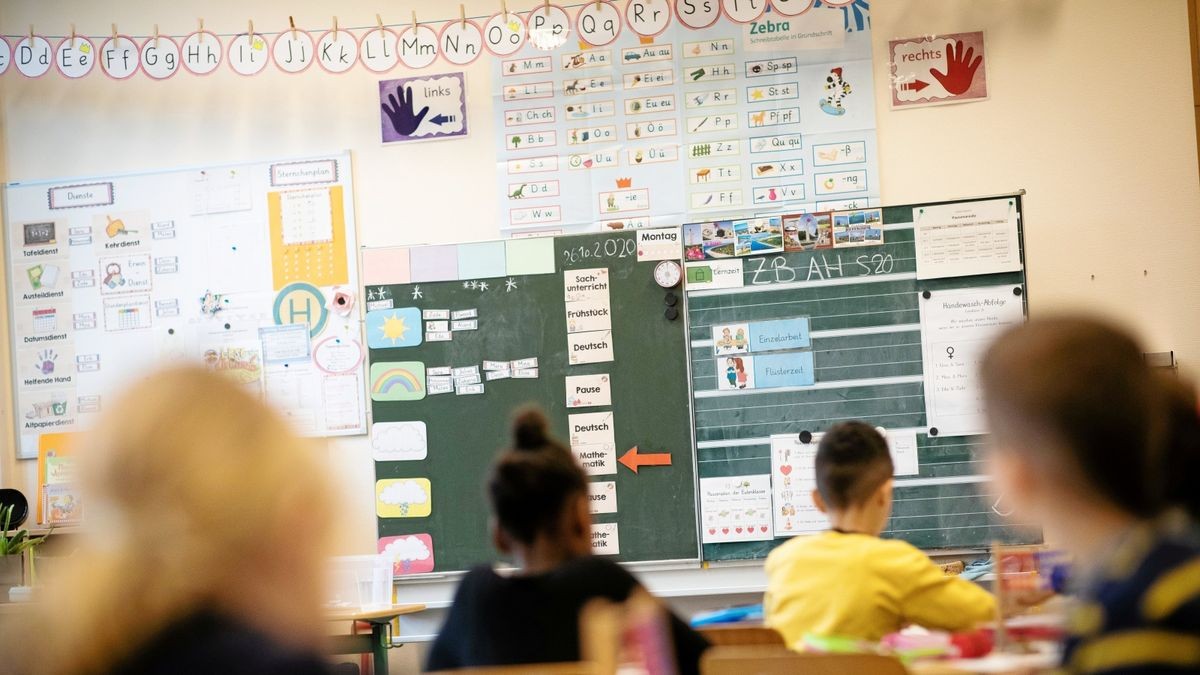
[1,0,1198,575]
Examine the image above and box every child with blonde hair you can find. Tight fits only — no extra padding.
[15,366,336,675]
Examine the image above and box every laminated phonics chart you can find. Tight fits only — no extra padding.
[494,1,879,236]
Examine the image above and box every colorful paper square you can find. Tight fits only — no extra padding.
[410,245,459,282]
[375,478,432,517]
[369,361,426,401]
[457,241,508,279]
[378,534,435,575]
[366,307,423,349]
[505,237,556,275]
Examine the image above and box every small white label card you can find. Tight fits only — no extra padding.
[566,373,612,408]
[636,228,682,261]
[371,421,428,461]
[569,411,616,475]
[565,298,612,333]
[591,522,620,555]
[884,428,920,476]
[563,268,611,303]
[588,481,618,514]
[568,330,614,365]
[700,474,774,543]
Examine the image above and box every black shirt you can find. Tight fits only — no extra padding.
[108,610,330,675]
[426,556,708,674]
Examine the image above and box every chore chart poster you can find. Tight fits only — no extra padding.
[494,1,878,237]
[3,152,366,458]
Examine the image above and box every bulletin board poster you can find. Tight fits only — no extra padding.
[3,152,367,459]
[493,1,879,237]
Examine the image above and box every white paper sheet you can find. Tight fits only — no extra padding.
[919,285,1025,437]
[700,474,774,543]
[770,434,825,537]
[913,199,1021,280]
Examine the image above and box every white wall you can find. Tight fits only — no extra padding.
[1,0,1198,607]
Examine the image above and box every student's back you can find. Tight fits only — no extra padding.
[982,316,1200,674]
[11,367,335,675]
[427,409,707,673]
[430,556,702,668]
[764,422,995,645]
[766,531,993,643]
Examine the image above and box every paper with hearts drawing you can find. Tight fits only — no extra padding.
[770,434,825,537]
[699,475,773,543]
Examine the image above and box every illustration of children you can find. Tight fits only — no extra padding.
[716,327,735,350]
[734,328,748,350]
[734,357,749,389]
[725,358,737,388]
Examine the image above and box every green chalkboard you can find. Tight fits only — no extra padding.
[688,195,1042,562]
[368,231,699,576]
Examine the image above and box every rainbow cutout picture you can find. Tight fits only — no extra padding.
[369,362,427,402]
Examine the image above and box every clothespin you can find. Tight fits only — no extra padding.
[289,15,297,38]
[375,13,385,35]
[27,25,33,42]
[69,23,76,47]
[111,23,119,45]
[544,0,551,11]
[411,10,418,33]
[153,24,160,48]
[459,5,467,27]
[501,0,509,18]
[248,19,255,40]
[198,18,206,42]
[332,16,339,34]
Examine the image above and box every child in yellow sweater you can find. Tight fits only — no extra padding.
[764,422,996,646]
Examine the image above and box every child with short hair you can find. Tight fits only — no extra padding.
[981,316,1200,674]
[764,421,997,646]
[426,408,708,673]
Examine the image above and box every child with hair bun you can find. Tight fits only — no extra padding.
[426,408,708,673]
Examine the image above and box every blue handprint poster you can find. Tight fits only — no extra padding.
[379,72,469,144]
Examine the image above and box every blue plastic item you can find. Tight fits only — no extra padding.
[690,603,765,627]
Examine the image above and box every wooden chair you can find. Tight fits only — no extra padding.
[698,625,786,647]
[701,646,909,675]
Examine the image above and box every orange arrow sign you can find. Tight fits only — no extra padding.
[618,446,672,474]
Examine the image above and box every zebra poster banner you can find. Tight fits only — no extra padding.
[492,1,880,237]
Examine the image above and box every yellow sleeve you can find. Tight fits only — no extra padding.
[877,541,997,632]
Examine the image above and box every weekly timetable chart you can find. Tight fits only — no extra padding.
[494,1,879,236]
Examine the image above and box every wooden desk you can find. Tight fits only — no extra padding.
[325,604,425,674]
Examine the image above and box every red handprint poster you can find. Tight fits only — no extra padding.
[889,32,988,109]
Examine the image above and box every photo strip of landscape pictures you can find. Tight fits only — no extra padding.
[684,208,883,261]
